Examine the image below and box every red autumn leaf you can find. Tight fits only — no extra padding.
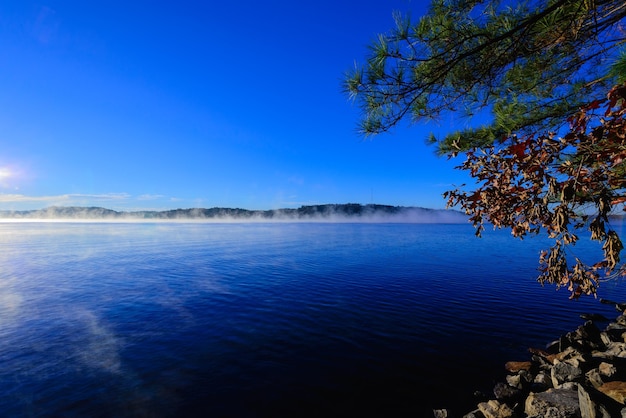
[467,191,482,202]
[611,196,626,205]
[587,99,603,110]
[509,143,526,159]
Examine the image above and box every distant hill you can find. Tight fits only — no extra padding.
[0,204,469,223]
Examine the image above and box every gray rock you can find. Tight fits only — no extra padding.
[552,360,584,387]
[533,370,553,391]
[578,384,598,418]
[525,387,580,417]
[493,381,522,403]
[585,368,605,389]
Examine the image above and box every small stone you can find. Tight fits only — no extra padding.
[558,346,583,362]
[567,357,583,368]
[586,368,605,389]
[545,339,561,352]
[478,399,514,418]
[493,381,521,402]
[506,373,522,388]
[551,360,583,387]
[600,332,613,346]
[599,361,617,377]
[505,360,531,372]
[519,369,533,385]
[533,371,553,391]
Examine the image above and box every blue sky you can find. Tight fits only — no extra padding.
[0,1,472,211]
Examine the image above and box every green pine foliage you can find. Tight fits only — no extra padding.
[344,0,626,154]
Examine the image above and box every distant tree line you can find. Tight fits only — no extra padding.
[0,204,456,220]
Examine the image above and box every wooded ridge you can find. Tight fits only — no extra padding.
[0,203,468,222]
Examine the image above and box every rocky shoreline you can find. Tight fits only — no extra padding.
[434,299,626,418]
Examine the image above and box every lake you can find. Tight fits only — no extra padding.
[0,221,623,417]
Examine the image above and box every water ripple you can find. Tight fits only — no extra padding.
[0,222,621,417]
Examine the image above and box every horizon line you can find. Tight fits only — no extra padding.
[0,203,460,213]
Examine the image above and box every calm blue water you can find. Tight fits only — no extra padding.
[0,221,623,417]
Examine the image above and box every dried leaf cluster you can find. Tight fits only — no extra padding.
[444,83,626,298]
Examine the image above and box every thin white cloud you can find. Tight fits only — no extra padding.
[137,194,165,201]
[0,193,130,203]
[0,194,64,202]
[73,193,131,200]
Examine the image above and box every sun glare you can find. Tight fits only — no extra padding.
[0,165,26,189]
[0,167,12,181]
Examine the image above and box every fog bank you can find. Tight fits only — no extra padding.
[0,204,470,224]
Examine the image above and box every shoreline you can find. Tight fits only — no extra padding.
[435,299,626,418]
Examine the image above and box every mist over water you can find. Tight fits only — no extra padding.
[0,204,470,224]
[0,222,622,417]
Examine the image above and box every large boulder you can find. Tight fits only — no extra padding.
[524,386,580,417]
[597,381,626,404]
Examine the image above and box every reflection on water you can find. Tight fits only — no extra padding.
[0,222,622,417]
